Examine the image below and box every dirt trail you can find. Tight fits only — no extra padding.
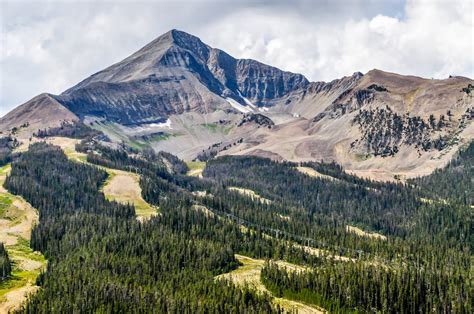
[216,255,325,314]
[0,165,47,313]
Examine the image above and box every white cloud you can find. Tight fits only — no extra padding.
[0,0,472,117]
[203,0,473,81]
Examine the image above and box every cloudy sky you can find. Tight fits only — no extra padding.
[0,0,472,116]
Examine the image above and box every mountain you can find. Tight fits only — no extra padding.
[1,29,473,180]
[55,29,308,125]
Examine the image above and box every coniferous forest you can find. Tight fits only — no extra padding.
[1,137,472,312]
[0,243,11,281]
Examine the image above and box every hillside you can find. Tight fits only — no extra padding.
[220,70,474,180]
[0,136,470,312]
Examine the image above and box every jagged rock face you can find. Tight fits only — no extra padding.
[235,60,308,104]
[57,29,308,124]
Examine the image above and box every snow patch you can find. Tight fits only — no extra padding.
[133,118,172,131]
[237,90,257,109]
[226,98,253,113]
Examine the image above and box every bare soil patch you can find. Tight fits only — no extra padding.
[0,285,39,313]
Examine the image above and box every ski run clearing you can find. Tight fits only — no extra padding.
[228,187,272,204]
[295,167,338,181]
[216,255,325,314]
[0,164,47,313]
[346,225,387,241]
[101,169,158,221]
[1,136,159,310]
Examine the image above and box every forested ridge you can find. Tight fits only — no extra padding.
[351,106,468,156]
[203,146,472,312]
[261,259,469,313]
[411,141,474,206]
[1,136,472,312]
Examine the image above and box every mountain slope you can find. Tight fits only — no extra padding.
[220,70,473,180]
[1,29,472,180]
[0,93,78,133]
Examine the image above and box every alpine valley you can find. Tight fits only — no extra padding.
[0,30,472,313]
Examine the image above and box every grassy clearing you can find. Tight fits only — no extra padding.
[216,255,324,313]
[0,239,45,313]
[0,164,11,175]
[201,123,219,133]
[200,123,233,135]
[101,169,158,221]
[354,153,371,161]
[0,195,13,216]
[419,197,448,205]
[186,161,206,177]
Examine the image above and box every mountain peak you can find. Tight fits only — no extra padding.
[168,29,198,42]
[147,29,209,53]
[56,29,310,124]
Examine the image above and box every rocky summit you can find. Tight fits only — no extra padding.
[55,29,308,125]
